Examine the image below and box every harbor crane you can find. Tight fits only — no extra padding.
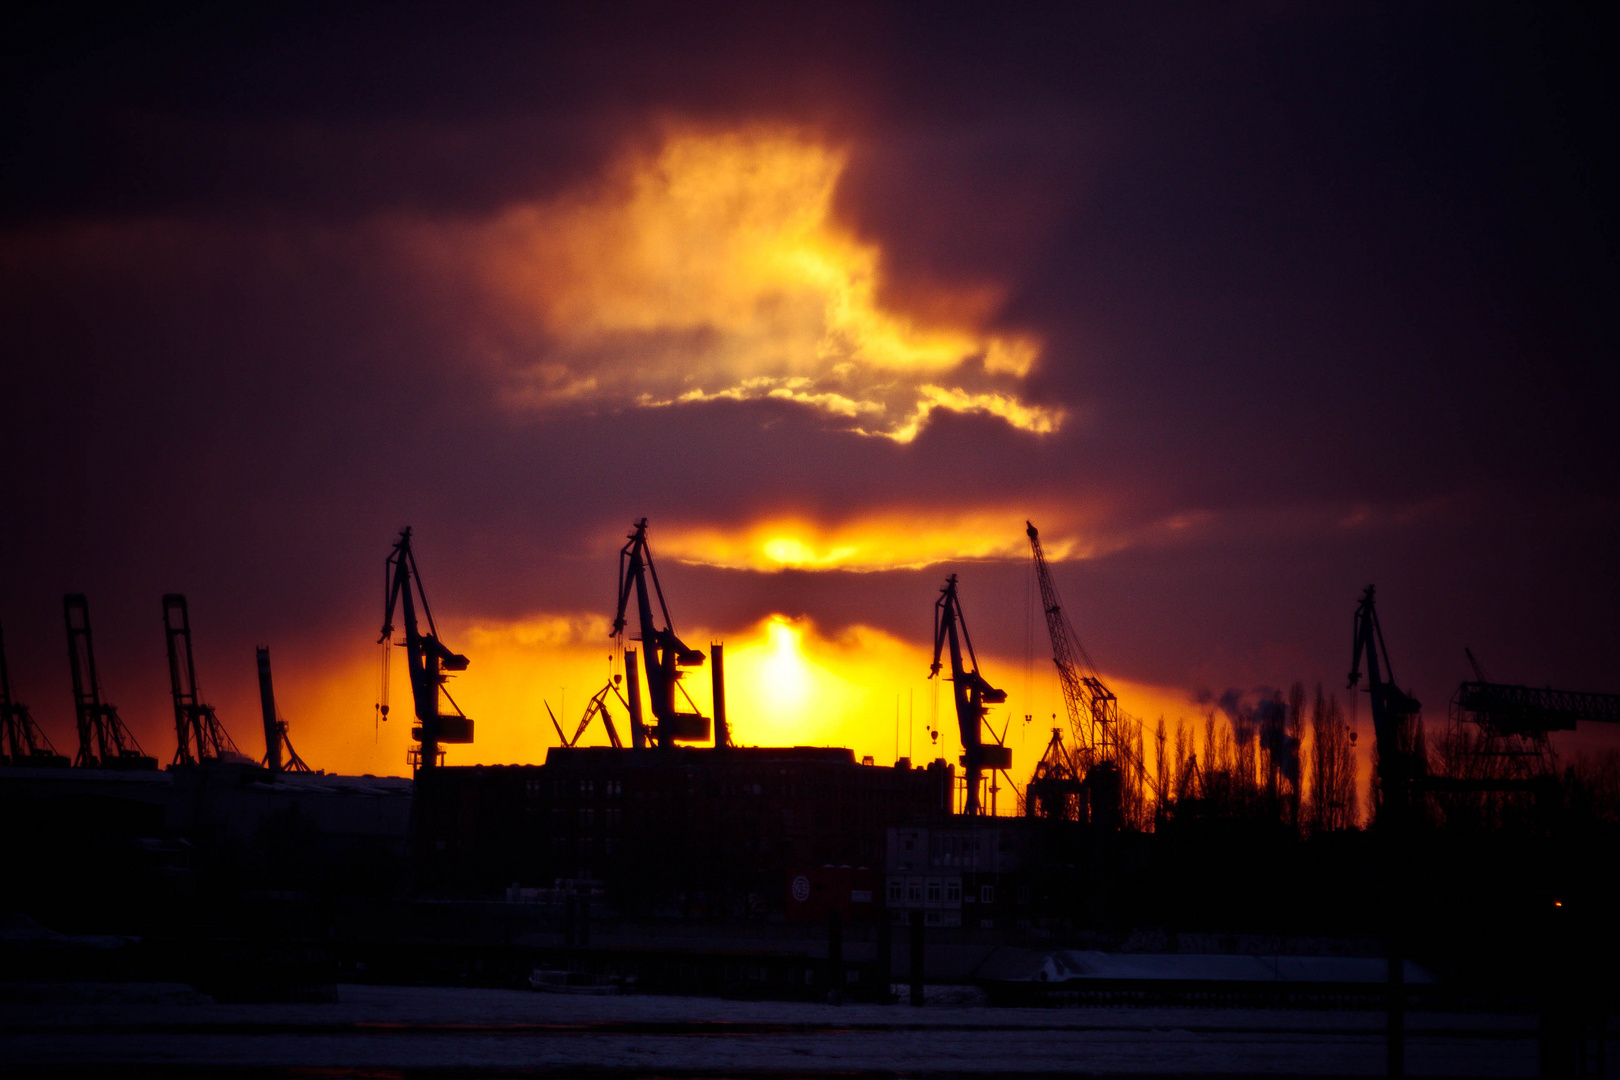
[63,594,156,770]
[380,527,472,772]
[548,677,629,749]
[611,519,710,749]
[1348,584,1426,827]
[931,574,1010,816]
[163,594,247,766]
[1,618,68,767]
[256,647,311,774]
[1025,521,1122,824]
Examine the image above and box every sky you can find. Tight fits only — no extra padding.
[1,3,1615,791]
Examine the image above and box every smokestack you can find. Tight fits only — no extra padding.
[711,642,728,748]
[624,648,646,750]
[256,647,280,774]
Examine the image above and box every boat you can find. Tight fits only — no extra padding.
[528,968,621,994]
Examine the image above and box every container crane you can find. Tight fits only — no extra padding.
[931,574,1010,816]
[379,527,472,772]
[1,618,69,767]
[163,594,249,766]
[256,647,311,774]
[610,519,710,748]
[63,594,156,770]
[1348,584,1425,827]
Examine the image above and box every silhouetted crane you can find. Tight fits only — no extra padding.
[256,647,310,774]
[548,678,629,749]
[164,594,246,766]
[1348,584,1426,828]
[611,519,709,748]
[379,528,472,772]
[63,595,156,770]
[1,618,68,767]
[931,574,1010,816]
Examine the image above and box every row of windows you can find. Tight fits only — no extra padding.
[885,878,994,906]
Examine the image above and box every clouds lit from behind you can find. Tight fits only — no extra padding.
[457,128,1058,441]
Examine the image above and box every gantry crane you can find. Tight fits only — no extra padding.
[611,519,710,748]
[163,594,246,766]
[380,527,472,772]
[931,574,1011,815]
[256,646,310,774]
[1,617,69,767]
[1348,584,1427,827]
[63,595,156,770]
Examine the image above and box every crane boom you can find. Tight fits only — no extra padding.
[1026,522,1112,761]
[1454,681,1620,733]
[380,528,472,772]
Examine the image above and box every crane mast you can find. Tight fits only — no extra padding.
[931,574,1010,815]
[163,594,244,766]
[610,519,710,748]
[1348,584,1424,827]
[1,618,68,767]
[62,595,156,770]
[380,528,472,773]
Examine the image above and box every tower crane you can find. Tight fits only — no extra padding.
[163,594,248,766]
[1348,584,1425,827]
[611,519,710,748]
[63,594,156,770]
[1,617,69,767]
[379,527,472,772]
[931,574,1011,816]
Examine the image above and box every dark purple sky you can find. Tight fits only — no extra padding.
[2,3,1615,759]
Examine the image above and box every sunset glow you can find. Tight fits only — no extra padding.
[434,127,1059,441]
[651,509,1094,571]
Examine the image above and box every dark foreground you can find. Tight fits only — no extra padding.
[2,981,1606,1079]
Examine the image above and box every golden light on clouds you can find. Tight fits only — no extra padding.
[460,127,1060,441]
[650,508,1094,571]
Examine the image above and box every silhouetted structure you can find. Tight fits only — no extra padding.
[930,574,1010,815]
[612,519,710,747]
[257,646,310,774]
[0,618,68,767]
[63,594,156,770]
[413,747,953,910]
[379,528,472,772]
[164,594,247,766]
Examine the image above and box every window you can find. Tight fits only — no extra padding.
[580,779,594,798]
[904,837,914,852]
[907,880,922,903]
[888,880,903,903]
[946,881,961,904]
[926,880,941,903]
[578,808,594,828]
[979,884,995,904]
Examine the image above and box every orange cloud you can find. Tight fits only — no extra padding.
[649,507,1101,572]
[417,127,1059,441]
